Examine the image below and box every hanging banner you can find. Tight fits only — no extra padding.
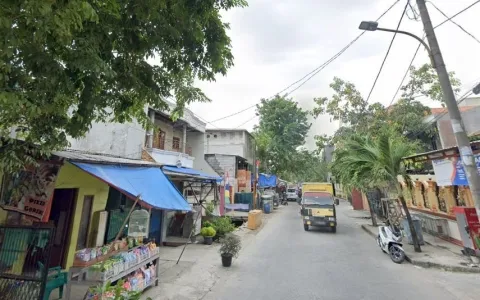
[432,154,480,186]
[0,160,61,220]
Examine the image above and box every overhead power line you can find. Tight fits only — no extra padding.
[366,0,410,102]
[428,0,480,44]
[407,80,479,141]
[389,43,421,107]
[235,115,257,129]
[282,0,401,97]
[206,0,401,125]
[432,0,480,29]
[389,0,480,107]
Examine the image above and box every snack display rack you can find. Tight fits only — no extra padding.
[64,243,160,299]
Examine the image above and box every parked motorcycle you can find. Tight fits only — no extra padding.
[376,222,406,264]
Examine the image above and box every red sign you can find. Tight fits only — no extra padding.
[464,208,480,250]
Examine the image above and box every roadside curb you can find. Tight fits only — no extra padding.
[359,224,480,273]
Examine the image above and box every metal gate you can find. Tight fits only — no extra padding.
[0,224,55,300]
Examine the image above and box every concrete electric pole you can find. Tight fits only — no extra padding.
[416,0,480,212]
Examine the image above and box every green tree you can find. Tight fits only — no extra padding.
[254,95,311,175]
[281,148,327,182]
[0,0,247,171]
[313,64,461,153]
[331,131,422,252]
[401,64,461,104]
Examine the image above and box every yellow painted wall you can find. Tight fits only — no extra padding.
[54,162,110,269]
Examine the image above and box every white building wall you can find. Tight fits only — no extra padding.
[205,131,246,158]
[187,131,219,176]
[68,121,145,159]
[204,130,256,164]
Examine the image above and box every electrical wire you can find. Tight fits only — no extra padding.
[428,1,480,44]
[406,82,478,140]
[282,0,402,97]
[205,0,401,124]
[235,115,257,129]
[366,0,410,102]
[432,0,480,30]
[389,0,480,107]
[389,43,421,107]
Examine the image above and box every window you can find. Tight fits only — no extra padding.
[173,137,180,150]
[153,130,165,149]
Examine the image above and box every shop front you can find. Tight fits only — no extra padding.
[161,165,222,245]
[0,153,191,299]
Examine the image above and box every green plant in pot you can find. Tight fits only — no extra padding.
[211,216,236,239]
[200,226,216,245]
[219,233,241,267]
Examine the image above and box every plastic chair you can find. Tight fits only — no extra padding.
[38,262,67,300]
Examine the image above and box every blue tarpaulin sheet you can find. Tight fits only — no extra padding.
[162,166,222,182]
[258,173,277,188]
[71,162,191,211]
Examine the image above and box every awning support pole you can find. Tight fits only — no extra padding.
[176,203,202,265]
[109,194,140,252]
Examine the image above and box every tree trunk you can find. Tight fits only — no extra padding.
[368,202,378,227]
[398,194,422,253]
[365,190,378,227]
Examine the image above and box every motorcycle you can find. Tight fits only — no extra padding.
[281,193,288,206]
[376,221,406,264]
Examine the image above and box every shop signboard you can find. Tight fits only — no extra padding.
[432,154,480,186]
[0,160,61,220]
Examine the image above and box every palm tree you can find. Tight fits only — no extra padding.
[331,132,422,252]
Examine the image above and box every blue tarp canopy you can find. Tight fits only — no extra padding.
[258,173,277,188]
[162,166,222,182]
[71,162,191,211]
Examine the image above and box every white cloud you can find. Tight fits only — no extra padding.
[186,0,480,150]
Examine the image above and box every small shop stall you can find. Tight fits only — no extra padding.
[161,166,222,246]
[57,162,192,299]
[65,197,160,299]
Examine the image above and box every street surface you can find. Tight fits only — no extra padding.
[203,202,480,300]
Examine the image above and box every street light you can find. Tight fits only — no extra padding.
[358,21,435,67]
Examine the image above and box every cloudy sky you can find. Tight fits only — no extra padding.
[187,0,480,149]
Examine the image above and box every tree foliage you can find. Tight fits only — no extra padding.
[0,0,247,171]
[254,95,311,175]
[312,64,460,153]
[331,130,422,251]
[401,64,461,104]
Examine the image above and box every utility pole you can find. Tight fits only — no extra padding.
[416,0,480,212]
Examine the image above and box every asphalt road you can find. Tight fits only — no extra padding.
[203,201,480,300]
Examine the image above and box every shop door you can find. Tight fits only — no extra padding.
[149,210,162,244]
[48,188,77,268]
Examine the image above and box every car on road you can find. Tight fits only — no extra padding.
[286,188,298,201]
[301,191,337,233]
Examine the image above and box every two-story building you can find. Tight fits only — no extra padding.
[68,103,221,244]
[204,129,255,177]
[69,103,218,177]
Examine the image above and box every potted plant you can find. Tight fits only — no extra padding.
[200,226,216,245]
[219,234,241,267]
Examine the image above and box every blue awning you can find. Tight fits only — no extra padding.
[71,162,191,211]
[162,166,222,182]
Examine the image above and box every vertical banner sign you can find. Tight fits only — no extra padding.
[0,161,61,220]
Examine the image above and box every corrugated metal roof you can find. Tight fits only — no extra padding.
[53,150,161,166]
